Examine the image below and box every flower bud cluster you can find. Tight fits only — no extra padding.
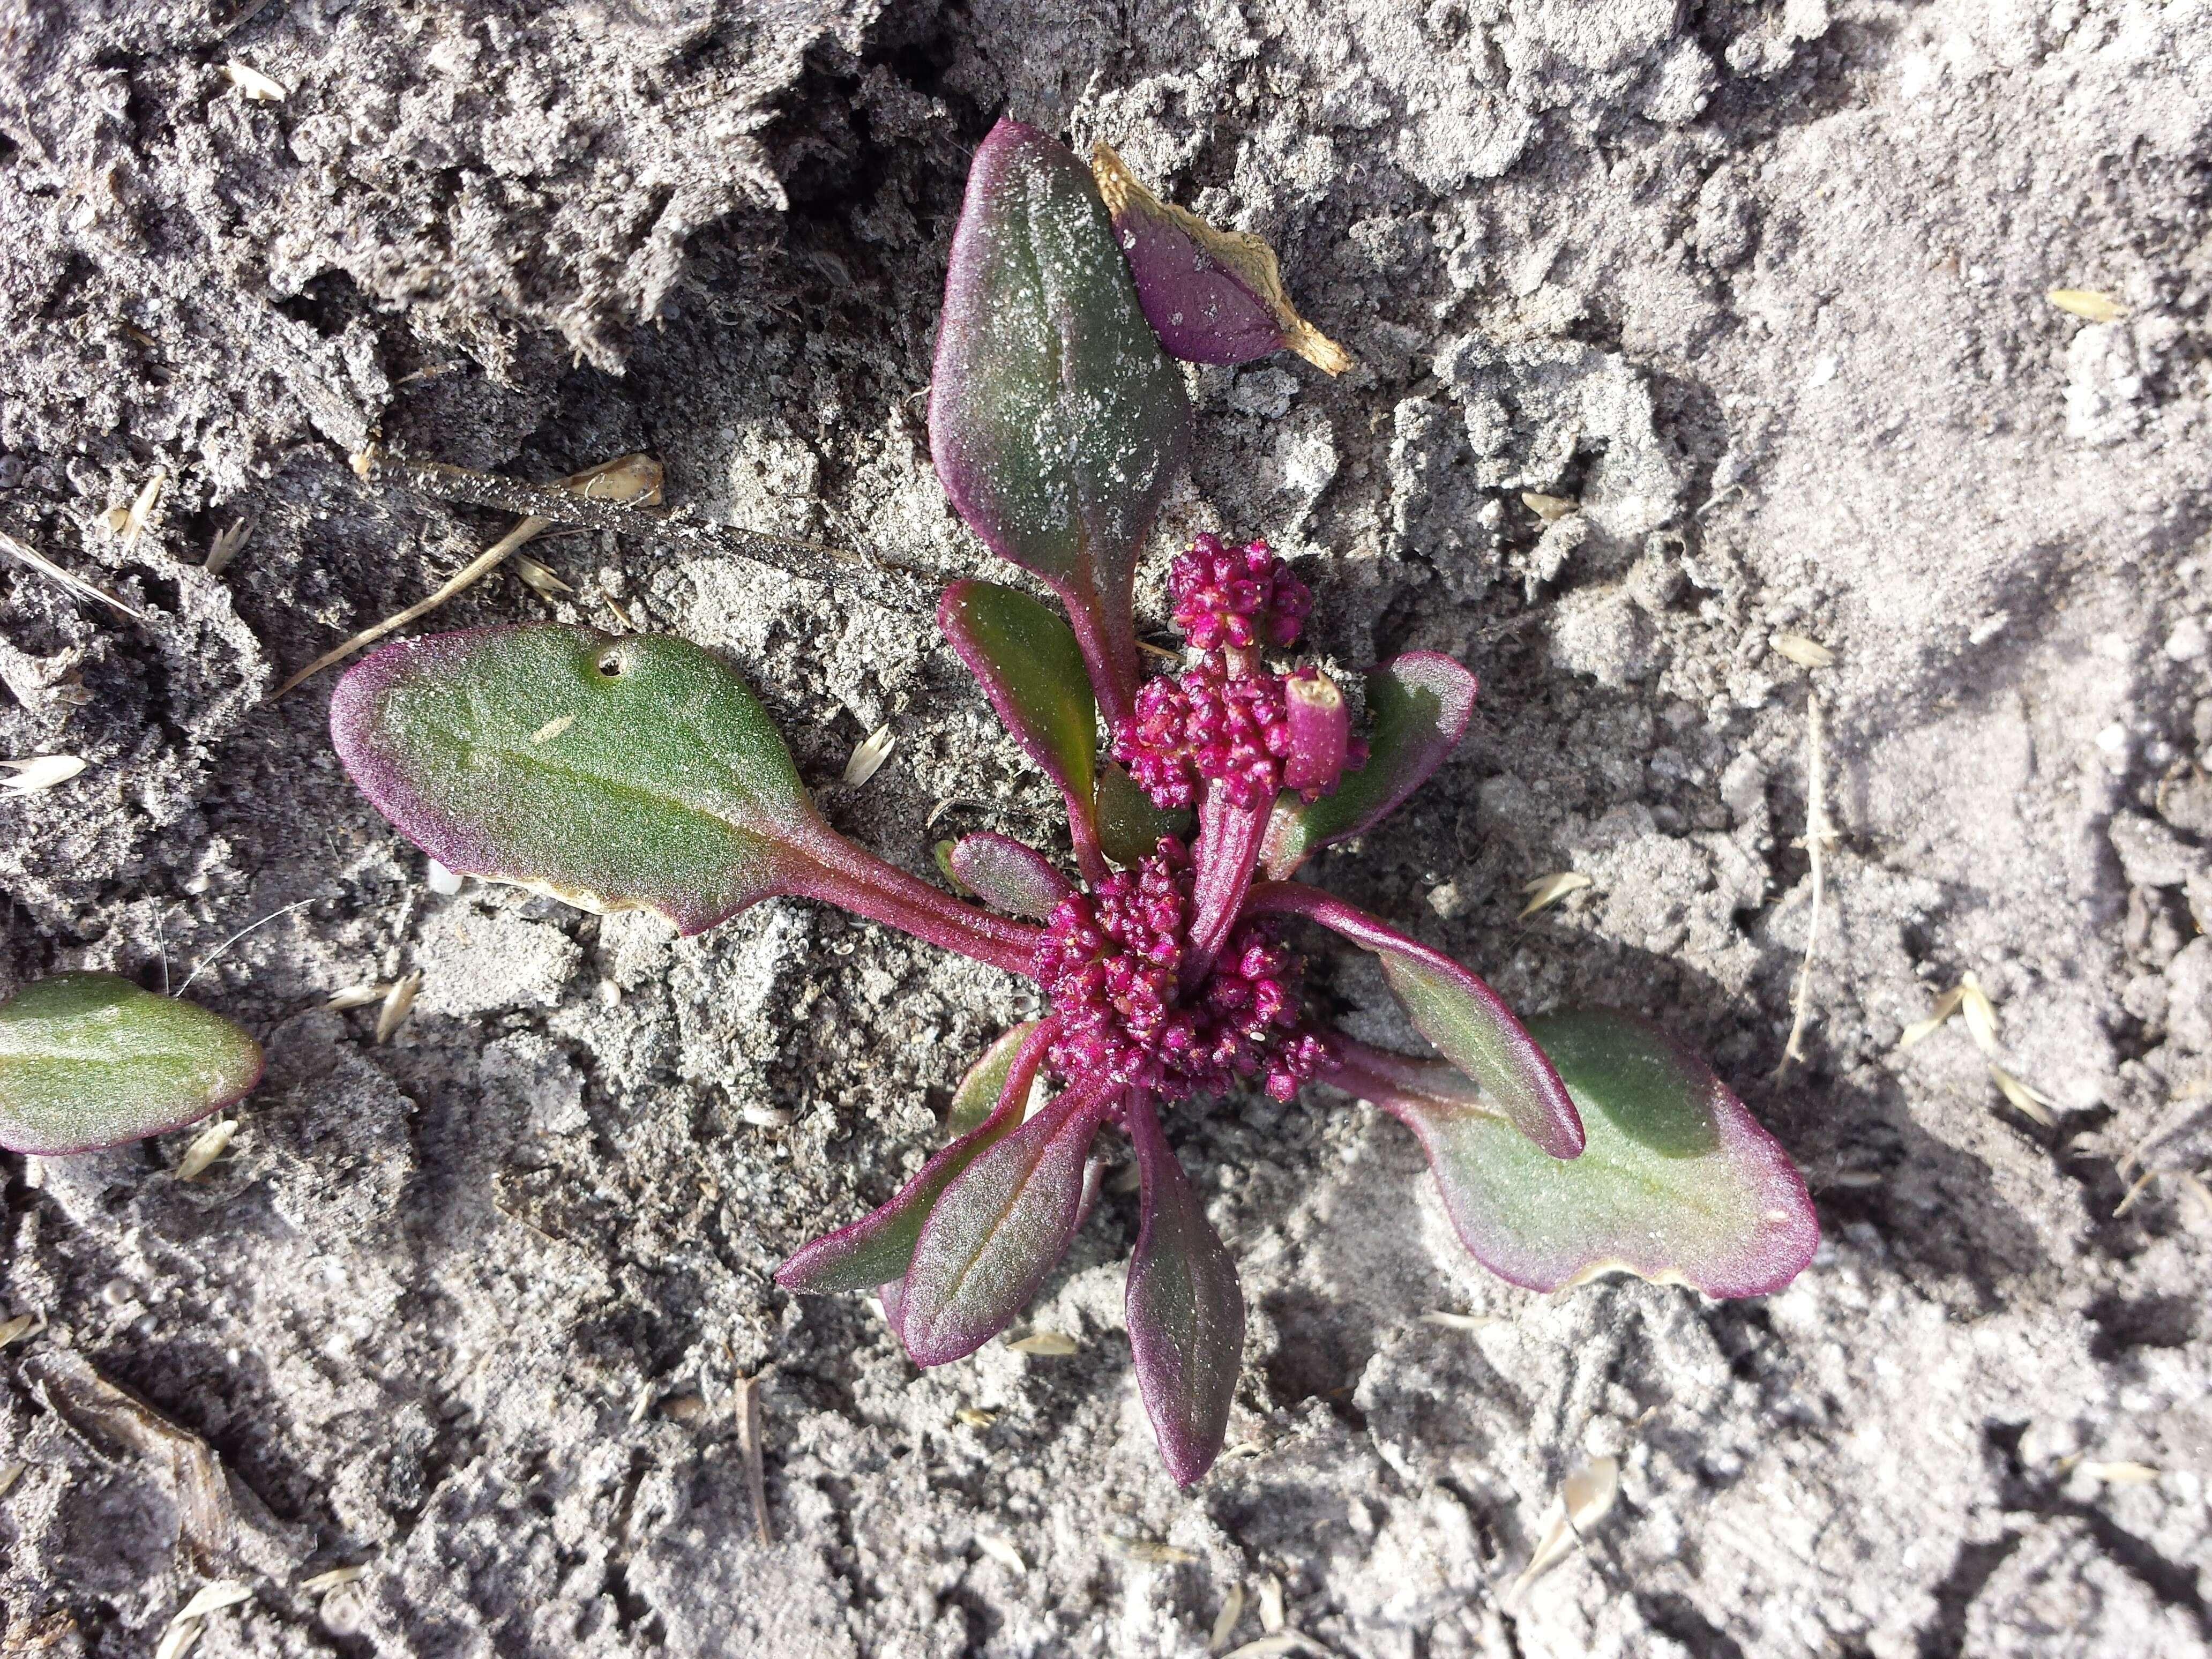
[1113,535,1359,811]
[1032,840,1335,1102]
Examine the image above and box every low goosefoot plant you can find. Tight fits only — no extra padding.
[330,121,1805,1485]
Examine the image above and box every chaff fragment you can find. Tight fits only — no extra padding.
[1770,632,1835,668]
[1105,1534,1198,1565]
[1521,492,1576,522]
[2047,289,2125,323]
[0,528,149,621]
[205,518,252,576]
[842,725,896,787]
[175,1119,237,1181]
[1990,1065,2057,1127]
[1517,871,1591,920]
[1008,1331,1080,1356]
[1,755,88,794]
[223,61,286,100]
[374,972,421,1043]
[274,454,662,698]
[1776,694,1834,1074]
[976,1533,1026,1575]
[1209,1583,1246,1654]
[1509,1455,1620,1605]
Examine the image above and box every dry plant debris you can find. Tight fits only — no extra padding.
[274,453,663,697]
[0,1461,25,1499]
[105,470,167,548]
[1209,1583,1247,1653]
[1517,871,1591,920]
[2046,288,2126,322]
[1769,632,1835,668]
[1007,1331,1081,1355]
[25,1350,234,1574]
[1776,693,1835,1074]
[1104,1534,1198,1564]
[323,983,385,1011]
[1222,1634,1334,1658]
[841,724,896,786]
[222,60,286,100]
[174,1118,237,1180]
[1418,1310,1494,1332]
[1,755,88,795]
[1989,1066,2058,1128]
[1508,1454,1621,1606]
[0,1313,38,1348]
[953,1406,996,1428]
[1520,491,1576,522]
[373,972,422,1043]
[0,528,148,621]
[735,1373,771,1546]
[204,518,251,576]
[297,1565,369,1595]
[976,1533,1027,1575]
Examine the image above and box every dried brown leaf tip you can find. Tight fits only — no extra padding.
[1518,871,1592,920]
[2047,288,2125,323]
[1090,144,1352,376]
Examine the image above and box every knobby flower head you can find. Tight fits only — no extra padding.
[1031,838,1336,1103]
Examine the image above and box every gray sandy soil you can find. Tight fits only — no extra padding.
[2,1,2208,1654]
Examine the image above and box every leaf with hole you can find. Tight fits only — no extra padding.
[0,973,263,1155]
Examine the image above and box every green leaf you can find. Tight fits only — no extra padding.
[1262,653,1476,878]
[1095,760,1191,868]
[332,624,825,936]
[777,1022,1056,1296]
[946,1020,1043,1137]
[899,1083,1112,1365]
[930,119,1190,721]
[1124,1095,1244,1486]
[1342,1014,1819,1297]
[0,973,263,1155]
[1246,883,1583,1158]
[938,581,1098,818]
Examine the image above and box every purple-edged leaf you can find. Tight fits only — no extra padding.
[1262,653,1477,879]
[930,120,1189,725]
[947,834,1071,923]
[938,581,1100,855]
[946,1019,1044,1137]
[1337,1015,1819,1297]
[333,624,1042,974]
[1124,1095,1244,1487]
[899,1083,1114,1366]
[777,1021,1058,1295]
[0,973,263,1155]
[332,625,824,935]
[1091,143,1351,375]
[1095,759,1190,869]
[1245,883,1583,1158]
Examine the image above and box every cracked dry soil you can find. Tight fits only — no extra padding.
[2,1,2210,1655]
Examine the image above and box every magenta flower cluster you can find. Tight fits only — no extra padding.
[1033,837,1336,1104]
[1112,537,1364,811]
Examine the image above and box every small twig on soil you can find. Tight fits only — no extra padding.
[360,445,940,618]
[0,527,148,622]
[1775,692,1834,1076]
[274,453,664,698]
[735,1371,772,1546]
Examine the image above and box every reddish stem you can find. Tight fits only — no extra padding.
[1059,578,1140,735]
[793,834,1043,976]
